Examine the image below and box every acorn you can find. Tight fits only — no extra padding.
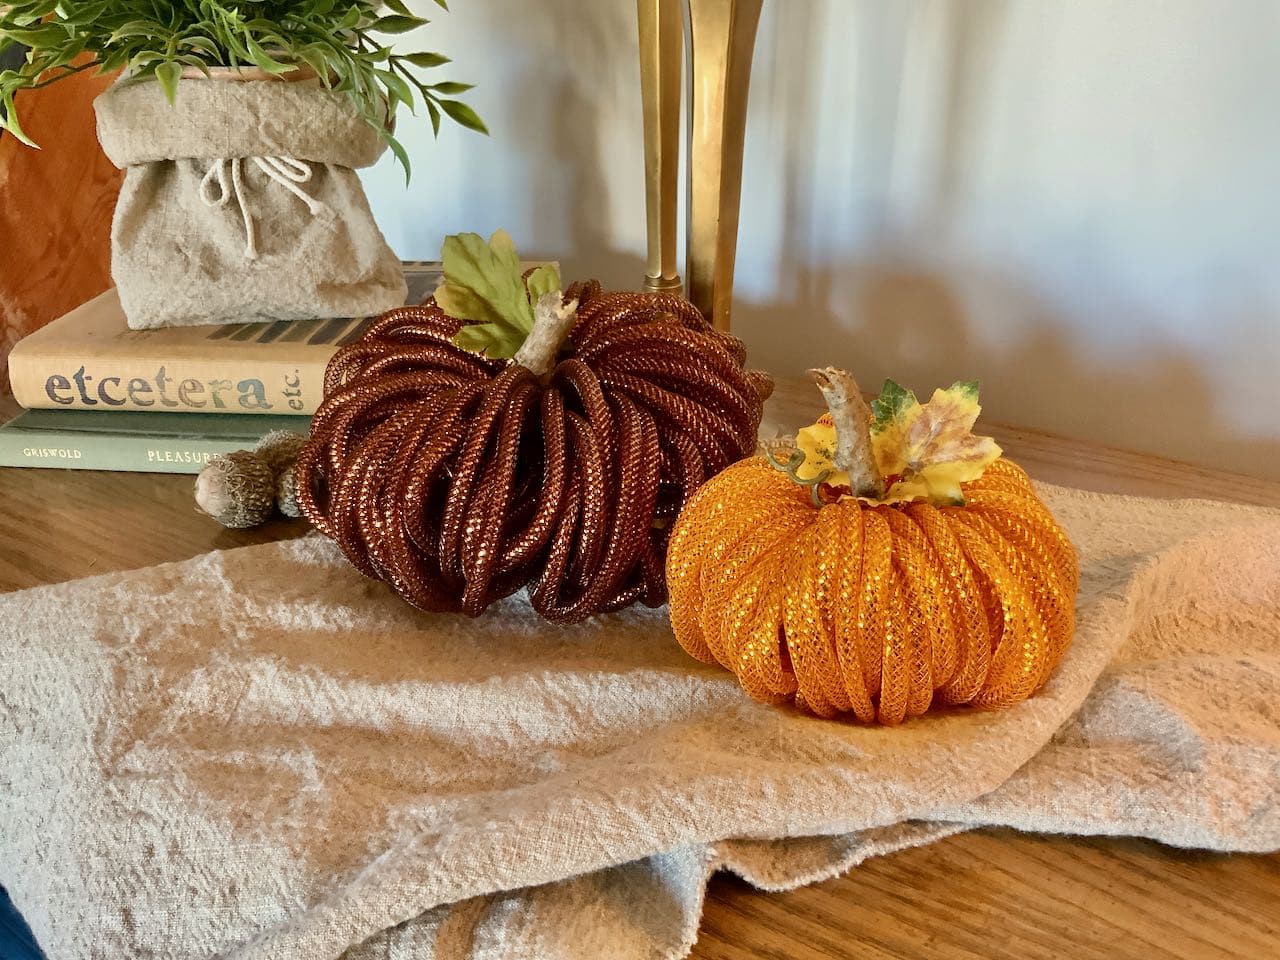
[255,430,308,477]
[194,430,310,528]
[276,462,302,519]
[194,451,276,528]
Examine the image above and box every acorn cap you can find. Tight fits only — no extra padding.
[255,430,309,478]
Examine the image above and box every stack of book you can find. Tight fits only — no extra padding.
[0,264,443,474]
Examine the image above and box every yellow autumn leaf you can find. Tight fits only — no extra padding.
[792,414,849,486]
[870,380,1001,506]
[776,378,1001,507]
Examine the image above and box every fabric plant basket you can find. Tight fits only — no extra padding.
[94,71,408,330]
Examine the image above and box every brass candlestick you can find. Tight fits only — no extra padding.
[637,0,684,296]
[636,0,764,331]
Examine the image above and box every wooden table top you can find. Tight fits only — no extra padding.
[1,384,1277,959]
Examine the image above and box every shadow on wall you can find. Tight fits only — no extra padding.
[444,0,647,289]
[364,0,1280,481]
[733,263,1280,481]
[730,0,1280,480]
[517,69,647,290]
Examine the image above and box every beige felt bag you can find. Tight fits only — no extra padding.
[94,75,407,329]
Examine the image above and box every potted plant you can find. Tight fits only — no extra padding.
[0,1,487,329]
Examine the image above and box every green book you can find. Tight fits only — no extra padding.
[0,408,309,474]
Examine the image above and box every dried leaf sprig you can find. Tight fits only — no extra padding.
[778,370,1003,507]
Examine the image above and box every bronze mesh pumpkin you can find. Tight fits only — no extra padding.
[294,280,772,623]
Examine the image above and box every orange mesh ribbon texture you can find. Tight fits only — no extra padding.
[295,282,772,624]
[666,457,1080,723]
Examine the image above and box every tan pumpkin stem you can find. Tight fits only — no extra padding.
[807,367,884,499]
[514,292,579,377]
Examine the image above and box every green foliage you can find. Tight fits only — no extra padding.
[0,0,486,178]
[870,379,918,435]
[871,379,981,435]
[435,230,561,359]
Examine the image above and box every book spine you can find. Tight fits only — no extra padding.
[7,355,330,415]
[0,430,261,475]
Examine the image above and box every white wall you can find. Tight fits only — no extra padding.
[363,0,1280,481]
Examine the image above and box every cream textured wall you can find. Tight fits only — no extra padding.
[362,0,1280,480]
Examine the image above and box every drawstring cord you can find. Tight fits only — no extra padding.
[199,157,329,260]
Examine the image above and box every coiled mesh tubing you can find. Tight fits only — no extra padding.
[666,456,1079,723]
[295,282,773,623]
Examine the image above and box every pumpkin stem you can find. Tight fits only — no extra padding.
[807,367,884,499]
[514,292,579,378]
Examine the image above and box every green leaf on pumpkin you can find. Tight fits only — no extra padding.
[435,230,557,359]
[453,322,526,358]
[870,378,918,435]
[524,264,562,304]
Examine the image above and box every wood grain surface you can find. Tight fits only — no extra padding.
[0,381,1277,958]
[0,63,122,394]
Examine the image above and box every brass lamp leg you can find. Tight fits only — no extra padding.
[637,0,685,295]
[685,0,764,331]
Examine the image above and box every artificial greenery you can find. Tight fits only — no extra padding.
[0,0,487,178]
[435,230,561,358]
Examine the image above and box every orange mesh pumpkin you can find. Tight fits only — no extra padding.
[666,368,1079,724]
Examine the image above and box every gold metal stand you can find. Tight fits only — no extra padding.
[637,0,764,331]
[637,0,684,296]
